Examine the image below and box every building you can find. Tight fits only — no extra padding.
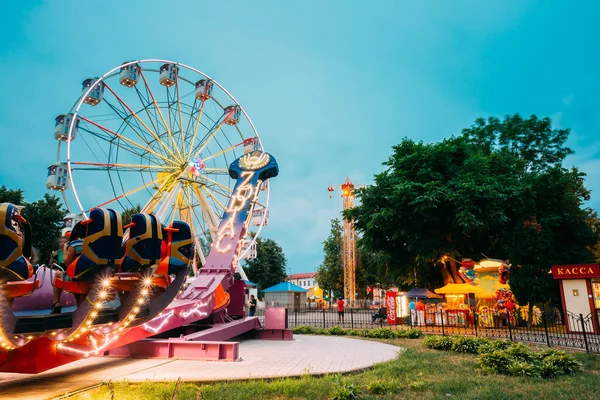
[552,263,600,334]
[263,282,308,309]
[287,272,318,289]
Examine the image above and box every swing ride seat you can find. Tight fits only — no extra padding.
[0,203,37,299]
[155,221,193,276]
[54,208,123,295]
[113,213,163,291]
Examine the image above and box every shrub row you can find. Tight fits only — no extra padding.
[293,326,423,339]
[423,335,580,378]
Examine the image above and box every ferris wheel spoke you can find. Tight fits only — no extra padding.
[202,141,243,162]
[191,182,222,228]
[86,171,177,211]
[104,83,182,162]
[141,175,180,215]
[199,184,227,212]
[185,100,206,160]
[196,174,233,194]
[70,161,178,173]
[139,68,184,161]
[80,117,176,166]
[175,75,187,157]
[190,108,236,160]
[134,88,169,147]
[202,167,229,174]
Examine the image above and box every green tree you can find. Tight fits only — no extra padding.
[121,204,142,226]
[0,185,24,204]
[1,187,66,264]
[316,219,344,301]
[22,195,66,264]
[346,114,599,307]
[243,237,287,295]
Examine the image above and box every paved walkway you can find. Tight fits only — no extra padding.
[0,335,401,400]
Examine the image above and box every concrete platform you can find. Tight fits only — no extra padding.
[0,335,401,400]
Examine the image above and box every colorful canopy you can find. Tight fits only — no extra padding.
[434,283,484,295]
[406,288,443,299]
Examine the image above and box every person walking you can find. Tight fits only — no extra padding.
[337,297,345,322]
[249,294,257,316]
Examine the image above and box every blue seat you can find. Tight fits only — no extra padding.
[66,208,123,279]
[120,213,162,272]
[0,203,33,282]
[156,221,193,276]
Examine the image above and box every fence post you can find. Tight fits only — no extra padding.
[294,309,297,327]
[440,310,445,336]
[507,311,513,342]
[474,312,478,337]
[580,313,590,353]
[543,312,551,348]
[323,308,326,328]
[350,308,354,330]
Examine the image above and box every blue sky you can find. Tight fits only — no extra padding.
[1,1,599,275]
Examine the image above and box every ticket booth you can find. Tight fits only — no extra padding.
[552,264,600,334]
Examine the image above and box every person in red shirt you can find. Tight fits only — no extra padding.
[337,297,345,322]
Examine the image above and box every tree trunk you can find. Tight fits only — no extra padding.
[440,262,453,285]
[448,259,463,284]
[527,302,534,328]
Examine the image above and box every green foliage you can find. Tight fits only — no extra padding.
[293,325,317,334]
[365,379,387,395]
[22,194,66,264]
[316,218,344,298]
[327,326,347,336]
[399,328,423,339]
[477,339,512,354]
[329,378,361,400]
[422,335,454,351]
[293,325,423,340]
[121,204,142,226]
[450,336,489,354]
[0,187,66,263]
[345,114,600,296]
[243,237,287,294]
[0,185,24,204]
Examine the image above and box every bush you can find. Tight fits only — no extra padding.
[329,380,361,400]
[327,326,347,336]
[480,349,514,375]
[507,360,539,377]
[347,329,360,336]
[423,335,453,351]
[397,328,423,339]
[539,352,580,377]
[478,339,512,354]
[365,379,387,395]
[450,336,489,354]
[293,326,316,334]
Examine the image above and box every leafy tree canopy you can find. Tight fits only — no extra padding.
[346,114,599,307]
[243,237,287,295]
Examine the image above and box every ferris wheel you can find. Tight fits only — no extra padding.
[46,59,269,272]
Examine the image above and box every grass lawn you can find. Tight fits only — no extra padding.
[72,337,600,400]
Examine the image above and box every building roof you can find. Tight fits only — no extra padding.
[263,282,308,293]
[243,280,257,287]
[287,272,316,280]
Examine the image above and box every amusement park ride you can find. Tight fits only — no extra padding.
[327,178,365,306]
[0,60,281,374]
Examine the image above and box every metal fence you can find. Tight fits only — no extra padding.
[254,307,600,354]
